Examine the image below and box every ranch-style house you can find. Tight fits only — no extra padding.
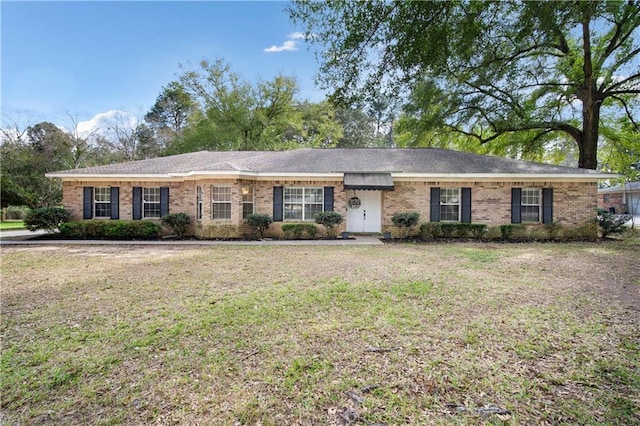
[46,148,613,238]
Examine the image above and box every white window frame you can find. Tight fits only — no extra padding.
[440,188,461,222]
[196,186,203,220]
[521,188,541,223]
[241,185,254,219]
[284,187,323,221]
[212,185,232,220]
[94,187,111,218]
[143,187,161,218]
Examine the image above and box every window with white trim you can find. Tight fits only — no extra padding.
[521,188,541,222]
[212,185,232,220]
[241,185,254,219]
[143,188,161,218]
[94,187,111,218]
[284,187,323,220]
[440,188,461,221]
[196,186,203,220]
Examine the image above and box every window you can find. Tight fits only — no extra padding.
[603,194,610,203]
[94,187,111,218]
[212,186,232,220]
[440,188,460,221]
[196,186,203,220]
[521,188,541,222]
[143,187,161,218]
[242,185,254,219]
[284,187,323,220]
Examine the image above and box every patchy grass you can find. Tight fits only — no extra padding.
[1,242,639,425]
[0,221,25,231]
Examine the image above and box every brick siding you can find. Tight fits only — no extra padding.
[62,179,598,237]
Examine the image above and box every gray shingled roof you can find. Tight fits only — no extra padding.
[46,148,612,177]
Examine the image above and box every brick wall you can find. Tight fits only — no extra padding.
[62,178,598,237]
[597,192,625,214]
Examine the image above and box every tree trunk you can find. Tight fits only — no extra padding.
[578,12,599,170]
[579,101,600,170]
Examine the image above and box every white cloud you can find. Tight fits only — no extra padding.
[77,110,137,139]
[264,40,298,53]
[288,31,306,40]
[264,32,307,53]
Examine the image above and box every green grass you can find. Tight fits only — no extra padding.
[0,221,25,230]
[1,242,639,424]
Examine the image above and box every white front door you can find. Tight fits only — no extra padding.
[346,190,382,233]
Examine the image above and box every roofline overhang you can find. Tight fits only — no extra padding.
[46,170,616,182]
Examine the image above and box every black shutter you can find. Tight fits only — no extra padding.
[133,187,142,220]
[542,188,553,224]
[323,187,334,211]
[110,187,119,219]
[511,188,522,224]
[83,187,93,219]
[273,187,283,222]
[461,187,472,223]
[160,187,170,217]
[430,187,441,222]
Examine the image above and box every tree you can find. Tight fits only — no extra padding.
[175,58,303,152]
[96,113,160,161]
[284,101,343,147]
[289,1,640,169]
[0,122,72,207]
[334,106,381,148]
[145,81,195,148]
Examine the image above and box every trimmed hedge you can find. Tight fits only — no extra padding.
[281,223,318,239]
[59,220,162,239]
[419,222,487,240]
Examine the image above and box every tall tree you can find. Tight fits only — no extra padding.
[176,58,302,152]
[287,101,343,147]
[145,81,195,148]
[334,106,381,148]
[0,122,73,207]
[289,0,640,169]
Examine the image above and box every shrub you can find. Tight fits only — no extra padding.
[24,207,71,233]
[469,224,488,239]
[4,205,31,220]
[439,223,457,238]
[314,211,343,238]
[58,222,83,238]
[161,213,191,237]
[543,222,563,239]
[419,222,487,240]
[419,222,441,239]
[391,212,420,238]
[245,213,273,239]
[595,209,631,238]
[281,223,318,239]
[58,220,161,239]
[499,224,526,240]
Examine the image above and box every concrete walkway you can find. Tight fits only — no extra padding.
[0,230,384,246]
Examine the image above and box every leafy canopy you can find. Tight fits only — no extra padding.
[289,0,640,169]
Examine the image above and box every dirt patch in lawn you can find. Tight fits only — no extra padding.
[2,242,639,425]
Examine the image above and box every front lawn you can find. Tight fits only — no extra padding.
[1,242,638,424]
[0,221,25,231]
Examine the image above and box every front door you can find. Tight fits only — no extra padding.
[346,190,382,233]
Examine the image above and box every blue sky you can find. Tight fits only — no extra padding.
[1,1,323,126]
